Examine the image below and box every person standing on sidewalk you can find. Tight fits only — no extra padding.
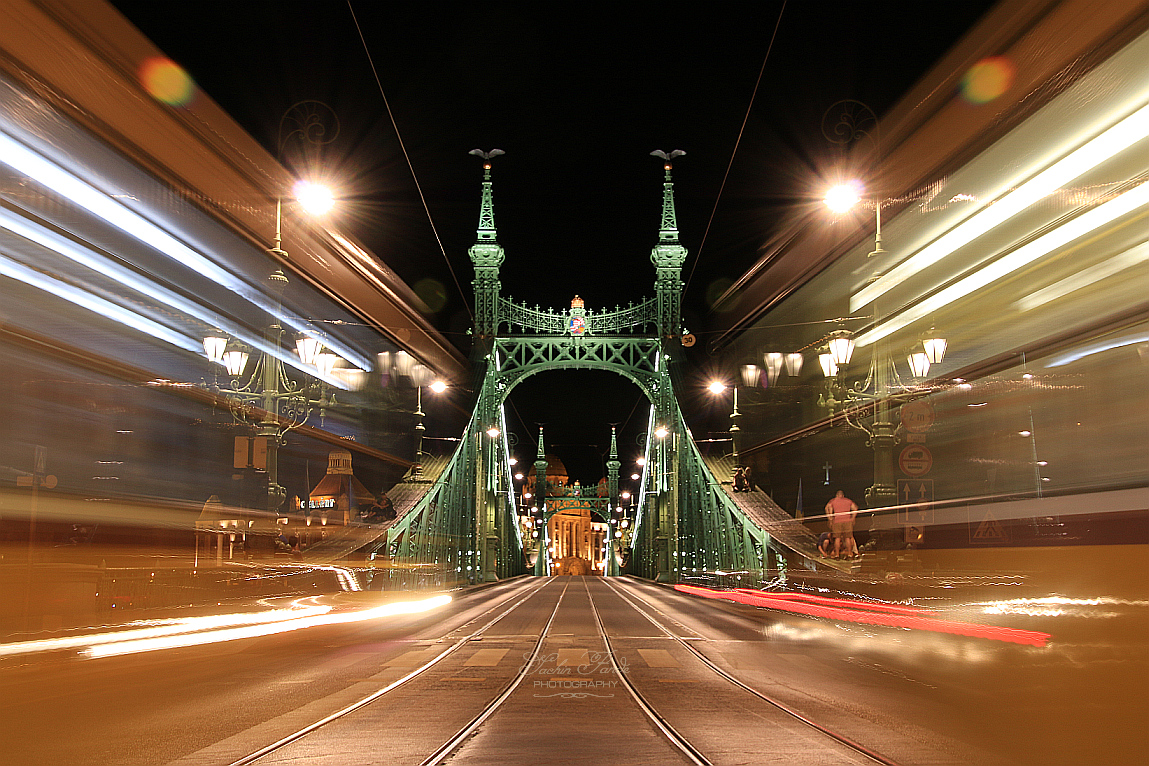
[825,490,858,559]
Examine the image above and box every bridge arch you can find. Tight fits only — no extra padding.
[378,154,790,586]
[493,350,660,406]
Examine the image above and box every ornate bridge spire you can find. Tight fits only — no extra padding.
[649,151,688,339]
[534,425,549,503]
[468,149,505,340]
[607,425,621,508]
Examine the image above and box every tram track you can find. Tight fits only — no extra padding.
[601,577,901,766]
[223,576,902,765]
[226,576,555,766]
[421,576,899,765]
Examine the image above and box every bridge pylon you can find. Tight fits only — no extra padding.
[380,152,786,588]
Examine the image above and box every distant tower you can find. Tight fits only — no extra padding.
[534,425,550,576]
[534,425,549,502]
[606,425,621,510]
[468,150,505,343]
[650,151,688,340]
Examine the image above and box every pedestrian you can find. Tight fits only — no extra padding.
[733,467,747,492]
[825,490,859,559]
[817,531,833,557]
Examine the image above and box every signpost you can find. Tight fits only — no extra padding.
[896,479,934,524]
[898,444,933,477]
[898,402,936,545]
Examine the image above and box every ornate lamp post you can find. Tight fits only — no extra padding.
[753,100,948,514]
[816,183,948,508]
[203,269,347,515]
[200,102,350,516]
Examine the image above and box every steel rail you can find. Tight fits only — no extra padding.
[603,577,901,766]
[228,577,553,766]
[418,578,573,766]
[584,578,713,766]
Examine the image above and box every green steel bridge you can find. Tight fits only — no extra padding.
[378,153,808,586]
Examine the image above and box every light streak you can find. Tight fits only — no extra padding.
[1044,331,1149,367]
[0,603,332,657]
[0,595,450,660]
[0,207,349,386]
[851,100,1149,313]
[856,179,1149,348]
[0,129,371,373]
[0,250,198,352]
[86,594,450,658]
[677,584,1050,647]
[1016,240,1149,311]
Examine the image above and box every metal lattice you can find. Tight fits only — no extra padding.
[378,154,787,586]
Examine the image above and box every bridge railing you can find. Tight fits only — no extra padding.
[378,406,525,588]
[498,297,658,334]
[627,405,789,587]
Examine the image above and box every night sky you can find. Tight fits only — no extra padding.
[110,1,997,483]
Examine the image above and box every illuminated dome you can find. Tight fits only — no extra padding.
[526,454,569,493]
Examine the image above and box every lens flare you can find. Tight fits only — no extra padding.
[961,56,1014,104]
[415,278,449,312]
[139,57,195,106]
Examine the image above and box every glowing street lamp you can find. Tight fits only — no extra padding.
[203,333,228,365]
[295,335,323,365]
[922,333,948,364]
[823,182,862,214]
[293,180,334,216]
[907,352,932,379]
[827,329,856,366]
[221,347,250,377]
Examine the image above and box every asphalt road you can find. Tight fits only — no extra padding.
[1,576,1143,765]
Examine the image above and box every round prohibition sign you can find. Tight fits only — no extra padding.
[898,444,933,477]
[900,400,935,432]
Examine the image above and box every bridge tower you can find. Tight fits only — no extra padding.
[468,151,504,346]
[534,426,550,576]
[382,151,783,587]
[652,155,688,341]
[606,425,622,576]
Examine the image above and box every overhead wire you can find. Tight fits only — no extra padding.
[345,1,473,321]
[683,0,788,296]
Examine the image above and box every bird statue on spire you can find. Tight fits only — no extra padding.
[469,149,505,161]
[650,149,686,164]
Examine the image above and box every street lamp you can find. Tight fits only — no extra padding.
[407,368,447,480]
[203,269,346,516]
[199,103,356,516]
[707,365,759,464]
[810,180,948,510]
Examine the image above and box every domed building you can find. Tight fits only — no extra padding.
[524,453,569,498]
[520,431,612,576]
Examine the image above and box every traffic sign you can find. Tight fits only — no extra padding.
[971,508,1009,543]
[16,474,56,488]
[896,479,934,524]
[900,400,935,432]
[898,444,933,477]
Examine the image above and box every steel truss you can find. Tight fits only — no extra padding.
[379,156,785,586]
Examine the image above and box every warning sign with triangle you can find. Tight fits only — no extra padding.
[971,509,1008,543]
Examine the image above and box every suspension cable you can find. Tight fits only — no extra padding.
[683,1,788,296]
[346,2,473,320]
